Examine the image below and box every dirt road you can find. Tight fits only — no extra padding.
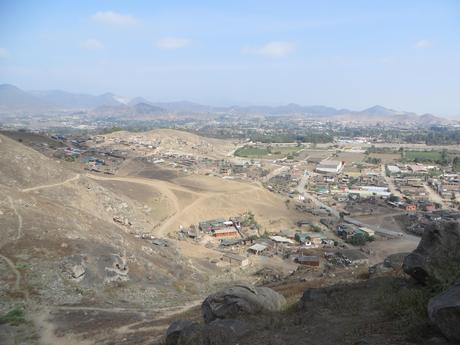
[380,164,403,198]
[423,182,448,208]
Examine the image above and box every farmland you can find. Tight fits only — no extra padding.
[234,145,303,159]
[404,150,443,162]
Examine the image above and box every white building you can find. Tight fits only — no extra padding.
[387,165,400,174]
[316,160,344,174]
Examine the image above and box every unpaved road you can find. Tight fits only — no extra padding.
[380,164,403,198]
[423,182,448,208]
[86,173,272,236]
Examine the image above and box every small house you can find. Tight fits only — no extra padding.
[248,243,268,254]
[338,249,369,265]
[359,227,375,237]
[295,255,320,267]
[212,227,239,238]
[221,253,250,267]
[405,204,417,212]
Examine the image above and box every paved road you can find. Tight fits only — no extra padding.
[296,172,406,238]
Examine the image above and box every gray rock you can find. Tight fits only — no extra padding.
[202,319,252,345]
[428,279,460,342]
[60,255,86,282]
[299,288,330,305]
[172,319,251,345]
[70,264,86,280]
[383,252,409,269]
[165,320,195,345]
[368,263,392,277]
[176,322,205,345]
[403,221,460,284]
[202,284,286,323]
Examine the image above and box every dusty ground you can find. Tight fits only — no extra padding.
[336,152,366,165]
[94,128,237,159]
[369,152,401,163]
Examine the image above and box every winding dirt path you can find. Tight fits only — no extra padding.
[6,196,23,240]
[86,174,196,213]
[0,254,21,291]
[21,174,80,193]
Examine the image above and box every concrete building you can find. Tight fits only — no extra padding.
[295,255,320,267]
[387,165,401,175]
[212,227,239,238]
[221,253,250,267]
[248,243,268,254]
[359,227,375,237]
[316,160,344,174]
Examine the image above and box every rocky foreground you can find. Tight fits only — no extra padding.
[164,221,460,345]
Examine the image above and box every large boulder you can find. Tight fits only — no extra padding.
[167,319,252,345]
[202,284,286,323]
[428,279,460,342]
[403,221,460,285]
[165,320,195,345]
[199,319,252,345]
[176,322,205,345]
[384,252,409,269]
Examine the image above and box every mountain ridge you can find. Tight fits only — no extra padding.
[0,83,454,124]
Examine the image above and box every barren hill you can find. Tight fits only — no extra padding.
[0,134,74,189]
[0,135,250,344]
[0,131,310,344]
[95,128,236,158]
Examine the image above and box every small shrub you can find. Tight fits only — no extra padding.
[0,306,26,326]
[378,281,432,338]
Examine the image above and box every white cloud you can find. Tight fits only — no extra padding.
[91,11,138,26]
[243,41,295,58]
[81,39,104,50]
[0,48,9,58]
[156,37,190,49]
[414,39,432,49]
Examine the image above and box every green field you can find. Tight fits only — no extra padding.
[404,150,443,162]
[234,145,302,158]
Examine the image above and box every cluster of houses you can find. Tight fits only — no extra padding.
[198,218,242,238]
[336,224,375,243]
[308,174,392,206]
[386,163,439,176]
[430,174,460,202]
[182,216,371,270]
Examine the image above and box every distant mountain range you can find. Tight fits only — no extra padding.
[0,83,455,125]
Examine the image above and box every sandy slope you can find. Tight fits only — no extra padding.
[88,173,304,236]
[95,128,237,158]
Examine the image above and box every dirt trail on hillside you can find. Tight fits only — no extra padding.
[6,195,23,239]
[86,174,199,213]
[21,174,80,192]
[0,254,22,292]
[86,173,285,235]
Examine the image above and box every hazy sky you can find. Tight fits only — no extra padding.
[0,0,459,116]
